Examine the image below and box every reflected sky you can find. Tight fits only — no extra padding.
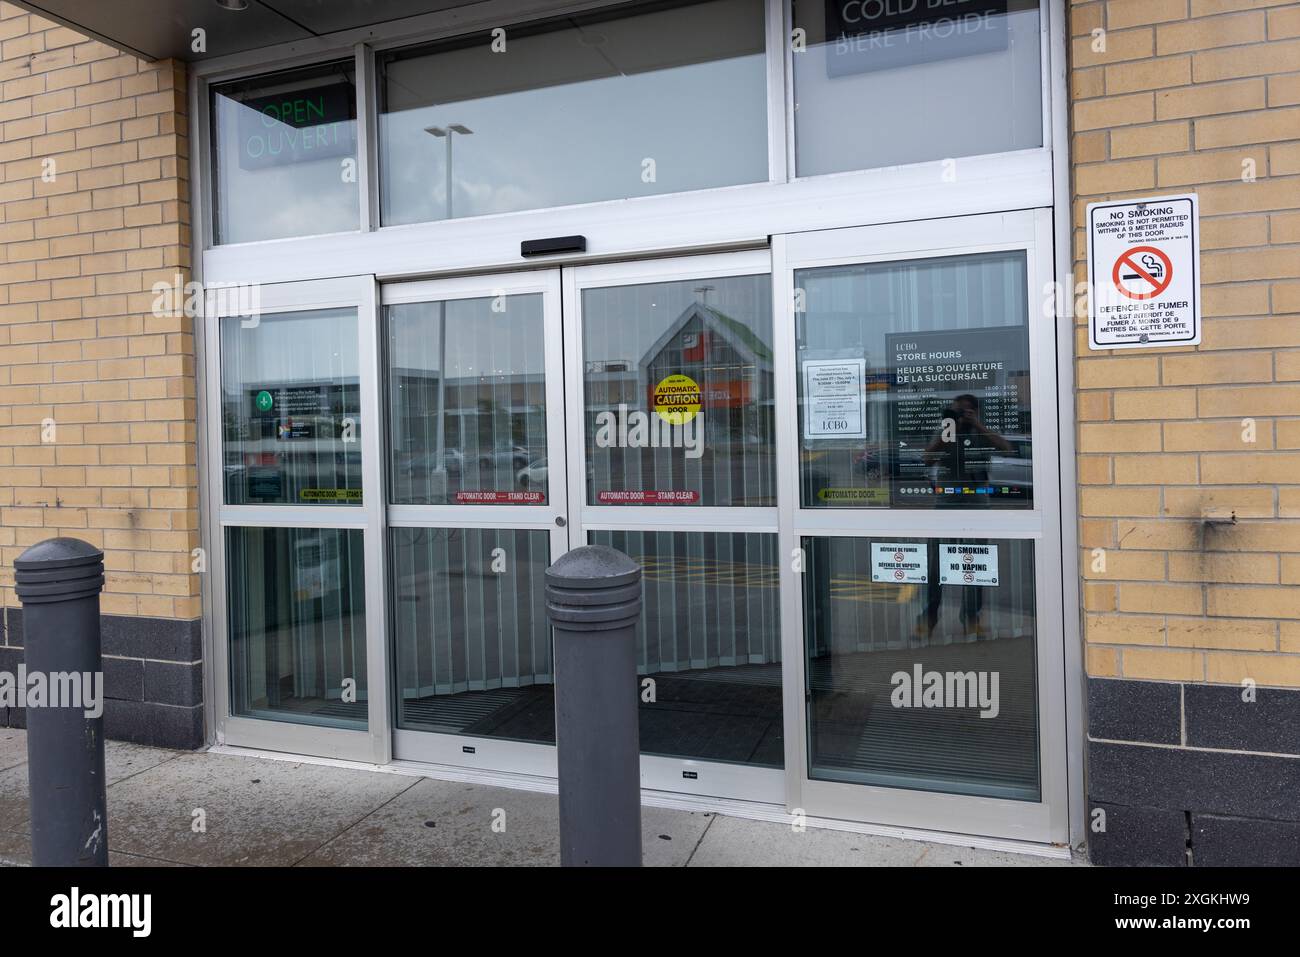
[379,0,767,225]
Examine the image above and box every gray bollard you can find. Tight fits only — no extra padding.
[545,544,643,867]
[14,537,109,867]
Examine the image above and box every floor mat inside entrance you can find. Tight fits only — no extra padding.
[398,663,785,768]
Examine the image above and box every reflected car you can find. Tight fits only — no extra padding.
[853,445,928,481]
[517,457,547,488]
[475,445,530,470]
[405,449,463,476]
[988,436,1033,492]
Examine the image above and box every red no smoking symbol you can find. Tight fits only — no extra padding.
[1112,245,1173,300]
[894,569,905,580]
[894,550,905,562]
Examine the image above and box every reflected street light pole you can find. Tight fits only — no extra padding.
[424,124,472,220]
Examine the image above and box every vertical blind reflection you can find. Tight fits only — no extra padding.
[227,526,367,729]
[582,274,775,507]
[803,536,1039,800]
[592,530,783,768]
[387,296,548,505]
[797,251,1032,509]
[392,528,553,741]
[222,308,362,506]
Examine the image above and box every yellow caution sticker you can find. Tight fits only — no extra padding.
[652,373,701,425]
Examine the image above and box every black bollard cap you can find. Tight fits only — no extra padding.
[546,544,641,589]
[14,537,105,605]
[545,545,643,628]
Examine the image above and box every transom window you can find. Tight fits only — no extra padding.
[205,0,1046,246]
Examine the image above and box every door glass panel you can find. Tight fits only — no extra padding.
[796,250,1032,509]
[802,535,1039,800]
[391,527,553,741]
[211,61,360,244]
[387,295,548,505]
[227,526,367,729]
[791,0,1043,176]
[582,274,775,506]
[591,530,783,768]
[222,307,362,506]
[378,0,768,225]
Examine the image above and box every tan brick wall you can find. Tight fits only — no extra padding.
[0,4,198,621]
[1071,0,1300,687]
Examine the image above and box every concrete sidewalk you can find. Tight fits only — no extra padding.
[0,728,1077,867]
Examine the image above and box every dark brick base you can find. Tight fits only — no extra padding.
[1,609,204,751]
[1087,677,1300,867]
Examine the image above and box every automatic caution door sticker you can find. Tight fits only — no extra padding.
[1087,193,1200,349]
[652,374,701,425]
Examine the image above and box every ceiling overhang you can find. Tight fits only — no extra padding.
[10,0,492,62]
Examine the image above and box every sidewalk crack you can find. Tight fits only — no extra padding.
[682,813,717,867]
[287,777,422,867]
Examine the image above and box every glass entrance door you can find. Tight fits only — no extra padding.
[385,254,783,802]
[565,251,784,803]
[385,270,567,775]
[776,211,1069,843]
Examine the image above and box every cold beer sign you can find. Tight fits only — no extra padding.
[1087,194,1201,350]
[825,0,1008,76]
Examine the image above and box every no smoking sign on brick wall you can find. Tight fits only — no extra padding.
[1086,193,1201,350]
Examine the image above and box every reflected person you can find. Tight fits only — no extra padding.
[914,394,1010,640]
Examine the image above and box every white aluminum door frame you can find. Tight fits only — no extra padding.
[772,209,1070,843]
[383,268,569,777]
[205,275,391,763]
[564,249,785,804]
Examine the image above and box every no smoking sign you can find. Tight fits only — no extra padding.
[1087,194,1200,349]
[1112,245,1172,300]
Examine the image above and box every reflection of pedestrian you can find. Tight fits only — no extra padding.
[915,539,987,641]
[923,393,1012,495]
[913,394,1006,641]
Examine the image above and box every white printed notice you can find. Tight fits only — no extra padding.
[1087,193,1200,349]
[803,358,866,439]
[871,542,928,584]
[939,543,999,587]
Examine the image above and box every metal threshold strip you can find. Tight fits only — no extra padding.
[206,743,1073,860]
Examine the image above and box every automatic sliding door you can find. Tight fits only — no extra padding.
[385,271,567,775]
[568,251,784,802]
